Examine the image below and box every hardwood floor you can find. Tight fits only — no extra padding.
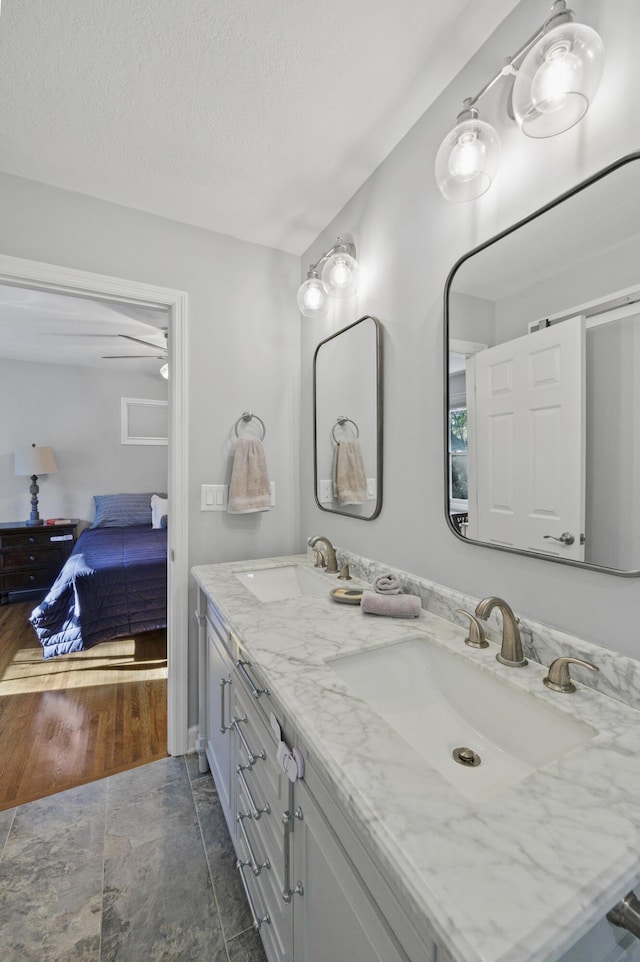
[0,600,168,811]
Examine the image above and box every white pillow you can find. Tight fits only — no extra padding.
[151,494,168,529]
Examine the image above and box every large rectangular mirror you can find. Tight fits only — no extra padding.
[314,315,383,520]
[445,152,640,576]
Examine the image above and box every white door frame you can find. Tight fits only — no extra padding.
[0,253,189,755]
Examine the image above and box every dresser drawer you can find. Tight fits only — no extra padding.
[0,546,69,570]
[0,523,76,603]
[0,529,67,549]
[0,567,62,591]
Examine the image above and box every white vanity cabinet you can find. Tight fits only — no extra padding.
[203,604,236,831]
[232,671,293,962]
[197,586,435,962]
[194,574,640,962]
[291,773,423,962]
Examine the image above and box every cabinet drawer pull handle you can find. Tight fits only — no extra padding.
[236,860,270,931]
[236,659,269,698]
[28,537,35,544]
[237,766,270,819]
[231,716,265,767]
[193,609,206,627]
[219,676,232,733]
[29,555,36,562]
[281,810,304,904]
[237,812,270,876]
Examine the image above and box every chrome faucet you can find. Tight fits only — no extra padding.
[307,535,338,573]
[474,596,528,668]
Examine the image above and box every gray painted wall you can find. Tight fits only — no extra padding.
[0,175,300,726]
[0,357,168,526]
[300,0,640,659]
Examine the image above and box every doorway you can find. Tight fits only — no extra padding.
[0,253,189,758]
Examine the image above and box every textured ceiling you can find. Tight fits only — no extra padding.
[0,285,169,375]
[0,0,520,255]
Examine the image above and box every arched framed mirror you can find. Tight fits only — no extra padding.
[445,152,640,576]
[313,315,383,520]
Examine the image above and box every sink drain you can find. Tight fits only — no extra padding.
[452,747,481,767]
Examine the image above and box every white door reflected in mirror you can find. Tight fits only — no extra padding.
[446,152,640,575]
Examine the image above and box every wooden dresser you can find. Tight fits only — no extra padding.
[0,522,77,604]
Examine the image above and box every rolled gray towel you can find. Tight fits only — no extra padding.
[361,591,421,618]
[372,573,403,595]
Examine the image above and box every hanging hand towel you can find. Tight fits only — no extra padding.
[228,438,271,513]
[332,439,368,505]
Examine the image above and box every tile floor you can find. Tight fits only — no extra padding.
[0,755,268,962]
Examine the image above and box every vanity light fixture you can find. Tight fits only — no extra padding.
[297,237,360,318]
[436,0,604,201]
[159,362,169,380]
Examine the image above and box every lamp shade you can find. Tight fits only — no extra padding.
[512,21,604,138]
[435,112,501,201]
[14,445,58,477]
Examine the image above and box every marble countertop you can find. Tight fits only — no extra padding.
[192,555,640,962]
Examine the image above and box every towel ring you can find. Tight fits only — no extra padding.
[331,416,359,443]
[234,411,266,441]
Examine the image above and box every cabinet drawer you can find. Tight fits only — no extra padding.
[237,774,294,962]
[238,808,293,961]
[0,528,73,549]
[234,650,289,734]
[0,546,68,570]
[234,687,286,807]
[0,567,61,590]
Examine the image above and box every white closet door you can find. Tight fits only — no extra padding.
[470,315,585,561]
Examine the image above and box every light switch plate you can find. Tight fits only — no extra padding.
[318,480,333,504]
[201,484,228,511]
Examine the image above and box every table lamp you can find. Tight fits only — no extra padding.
[14,443,58,526]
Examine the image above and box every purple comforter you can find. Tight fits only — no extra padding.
[30,525,167,659]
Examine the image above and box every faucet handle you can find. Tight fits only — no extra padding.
[337,563,352,581]
[311,547,326,568]
[455,609,489,649]
[543,656,599,693]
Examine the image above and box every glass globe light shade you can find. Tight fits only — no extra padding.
[321,250,359,298]
[435,114,500,202]
[297,274,328,317]
[159,362,169,380]
[512,21,604,138]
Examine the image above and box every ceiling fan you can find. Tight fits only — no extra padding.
[46,329,168,359]
[101,331,168,360]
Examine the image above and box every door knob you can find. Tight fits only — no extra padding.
[543,531,575,546]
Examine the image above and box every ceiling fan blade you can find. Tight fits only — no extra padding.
[119,333,167,351]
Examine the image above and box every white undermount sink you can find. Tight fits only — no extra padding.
[235,564,329,602]
[327,636,597,801]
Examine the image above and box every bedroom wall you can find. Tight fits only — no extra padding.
[299,0,640,659]
[0,176,300,729]
[0,357,168,527]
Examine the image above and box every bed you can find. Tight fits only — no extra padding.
[30,495,168,659]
